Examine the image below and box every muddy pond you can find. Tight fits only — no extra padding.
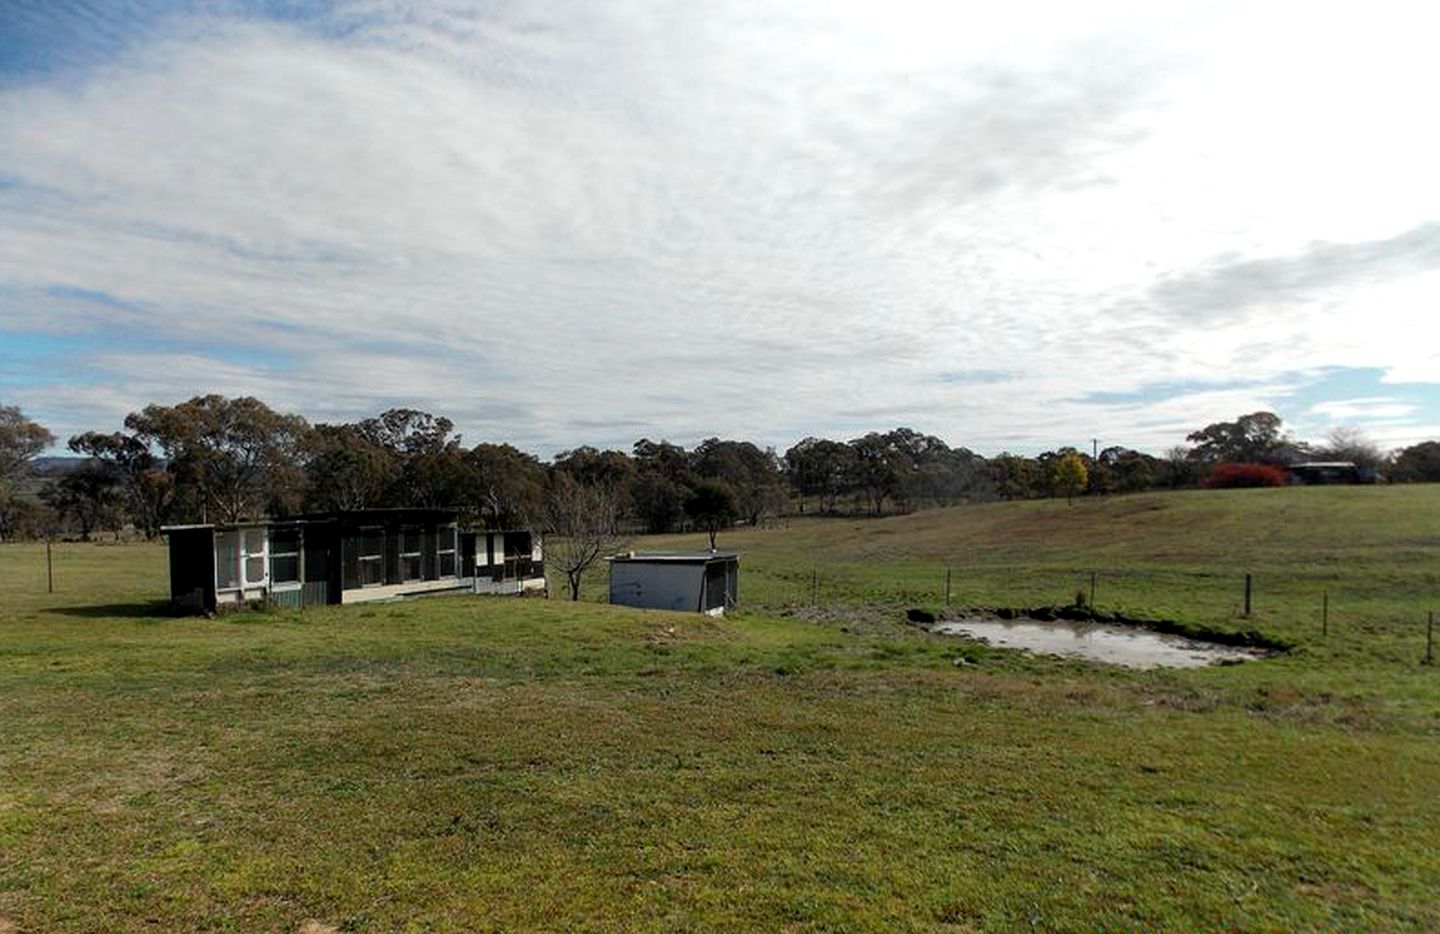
[931,617,1273,669]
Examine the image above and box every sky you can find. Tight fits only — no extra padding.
[2,0,1438,459]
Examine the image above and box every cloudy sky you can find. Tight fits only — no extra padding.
[2,0,1438,458]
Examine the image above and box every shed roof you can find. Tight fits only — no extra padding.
[608,551,740,564]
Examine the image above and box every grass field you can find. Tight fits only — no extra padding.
[3,486,1440,931]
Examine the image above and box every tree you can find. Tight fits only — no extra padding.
[631,438,694,533]
[1096,446,1157,494]
[551,446,636,515]
[69,431,174,538]
[1203,462,1290,488]
[1186,412,1296,465]
[685,479,738,549]
[847,432,908,515]
[1049,451,1088,503]
[357,408,467,508]
[40,464,121,540]
[1163,445,1198,489]
[303,423,397,512]
[690,438,786,526]
[542,472,624,601]
[989,453,1041,500]
[127,395,310,523]
[0,404,55,541]
[785,437,854,514]
[631,471,688,534]
[466,442,545,528]
[900,443,993,507]
[1389,441,1440,483]
[1316,426,1383,471]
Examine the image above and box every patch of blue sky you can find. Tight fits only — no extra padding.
[0,1,346,84]
[1280,367,1440,426]
[1080,377,1275,406]
[1080,366,1440,433]
[0,327,295,380]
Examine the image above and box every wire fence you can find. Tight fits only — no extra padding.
[736,559,1440,653]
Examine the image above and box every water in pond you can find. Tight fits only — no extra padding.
[932,617,1270,669]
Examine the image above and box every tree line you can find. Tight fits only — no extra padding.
[3,399,1439,543]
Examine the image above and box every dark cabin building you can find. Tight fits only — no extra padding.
[1289,461,1378,485]
[164,509,544,613]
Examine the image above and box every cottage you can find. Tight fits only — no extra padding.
[1289,461,1377,485]
[163,508,544,613]
[607,551,740,615]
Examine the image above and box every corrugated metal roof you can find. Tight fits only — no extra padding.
[608,551,741,563]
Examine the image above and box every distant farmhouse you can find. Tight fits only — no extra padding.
[608,551,740,615]
[1288,461,1378,485]
[164,508,543,613]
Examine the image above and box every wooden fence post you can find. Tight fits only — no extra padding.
[1322,590,1328,637]
[1427,612,1434,666]
[945,568,952,606]
[47,539,54,594]
[1243,574,1252,617]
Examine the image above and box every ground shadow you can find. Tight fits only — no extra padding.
[43,602,174,620]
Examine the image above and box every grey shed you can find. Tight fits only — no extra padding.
[607,551,740,615]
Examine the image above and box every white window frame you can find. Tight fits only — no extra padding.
[215,530,242,592]
[242,528,269,588]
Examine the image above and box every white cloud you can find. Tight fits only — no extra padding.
[1,0,1439,455]
[1309,398,1418,421]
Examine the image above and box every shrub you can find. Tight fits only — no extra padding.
[1203,462,1291,489]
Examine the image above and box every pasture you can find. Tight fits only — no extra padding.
[2,485,1439,931]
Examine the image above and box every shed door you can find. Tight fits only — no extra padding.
[704,562,728,610]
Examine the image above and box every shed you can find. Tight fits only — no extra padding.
[607,551,740,615]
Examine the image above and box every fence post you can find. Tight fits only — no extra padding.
[1322,590,1328,637]
[47,539,54,594]
[1089,571,1097,607]
[1243,574,1252,617]
[945,568,952,606]
[811,568,818,607]
[1427,611,1434,666]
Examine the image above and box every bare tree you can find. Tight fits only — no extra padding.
[1318,426,1383,470]
[542,473,624,601]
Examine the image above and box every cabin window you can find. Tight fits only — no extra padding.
[437,524,457,577]
[242,529,268,586]
[358,527,384,586]
[215,531,241,590]
[270,528,301,585]
[400,527,424,581]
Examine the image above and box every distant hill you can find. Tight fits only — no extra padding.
[32,456,86,475]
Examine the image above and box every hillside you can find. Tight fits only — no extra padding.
[645,485,1440,653]
[2,486,1439,930]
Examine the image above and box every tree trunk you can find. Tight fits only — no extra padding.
[568,570,582,601]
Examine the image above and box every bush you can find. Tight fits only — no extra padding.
[1202,462,1291,489]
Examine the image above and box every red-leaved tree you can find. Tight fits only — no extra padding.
[1202,462,1291,489]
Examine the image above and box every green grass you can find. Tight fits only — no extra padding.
[3,486,1440,931]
